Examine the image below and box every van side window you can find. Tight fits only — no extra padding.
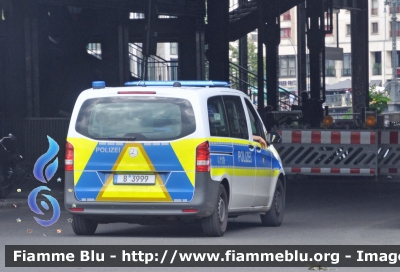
[244,99,262,136]
[223,96,249,140]
[207,96,229,137]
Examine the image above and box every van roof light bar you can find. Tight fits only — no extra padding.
[124,80,231,88]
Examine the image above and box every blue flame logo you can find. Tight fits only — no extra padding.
[28,136,60,227]
[28,186,60,227]
[33,136,59,183]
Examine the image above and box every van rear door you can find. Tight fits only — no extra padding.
[69,96,200,203]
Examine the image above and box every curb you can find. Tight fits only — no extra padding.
[0,195,64,209]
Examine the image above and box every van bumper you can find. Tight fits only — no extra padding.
[64,172,220,222]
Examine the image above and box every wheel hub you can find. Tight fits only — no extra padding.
[217,196,226,223]
[274,190,282,214]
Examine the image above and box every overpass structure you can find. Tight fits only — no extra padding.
[1,0,387,176]
[0,0,369,118]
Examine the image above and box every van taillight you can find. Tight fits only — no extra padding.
[196,141,210,172]
[65,141,74,171]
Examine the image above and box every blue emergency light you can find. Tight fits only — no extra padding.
[92,81,106,89]
[124,80,231,88]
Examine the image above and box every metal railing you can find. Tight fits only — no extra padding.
[325,94,352,107]
[86,43,102,60]
[326,68,336,77]
[128,43,178,81]
[342,68,352,77]
[228,61,300,111]
[372,66,382,75]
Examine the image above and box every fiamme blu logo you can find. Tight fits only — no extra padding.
[28,136,61,227]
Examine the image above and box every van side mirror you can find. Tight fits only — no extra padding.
[267,132,281,144]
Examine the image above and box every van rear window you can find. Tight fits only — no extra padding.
[75,97,196,141]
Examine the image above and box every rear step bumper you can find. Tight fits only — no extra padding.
[64,172,220,219]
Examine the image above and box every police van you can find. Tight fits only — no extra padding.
[65,80,285,237]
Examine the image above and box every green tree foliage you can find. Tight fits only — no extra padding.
[229,37,261,74]
[369,85,390,114]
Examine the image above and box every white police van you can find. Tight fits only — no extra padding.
[65,80,285,237]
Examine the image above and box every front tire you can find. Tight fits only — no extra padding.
[260,178,285,226]
[72,215,98,235]
[201,184,228,237]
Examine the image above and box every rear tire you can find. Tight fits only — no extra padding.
[260,178,285,226]
[72,215,98,235]
[202,184,228,237]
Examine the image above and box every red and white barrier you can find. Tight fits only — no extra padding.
[379,131,400,144]
[285,167,375,175]
[275,129,400,177]
[279,130,376,144]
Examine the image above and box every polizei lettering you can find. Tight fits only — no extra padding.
[238,151,252,163]
[95,147,121,153]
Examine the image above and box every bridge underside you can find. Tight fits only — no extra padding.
[0,0,368,123]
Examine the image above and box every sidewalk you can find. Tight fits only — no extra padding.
[0,172,64,209]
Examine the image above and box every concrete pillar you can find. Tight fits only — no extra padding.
[206,0,229,81]
[178,16,197,80]
[306,0,325,102]
[102,13,122,87]
[297,2,307,95]
[238,0,248,93]
[264,1,280,113]
[5,0,27,117]
[351,3,369,114]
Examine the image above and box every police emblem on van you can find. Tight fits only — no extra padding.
[129,147,138,158]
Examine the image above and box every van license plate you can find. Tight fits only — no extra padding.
[113,174,156,185]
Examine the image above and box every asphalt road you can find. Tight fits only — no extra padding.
[1,175,400,272]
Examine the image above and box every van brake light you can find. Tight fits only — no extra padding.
[65,141,74,171]
[196,141,210,172]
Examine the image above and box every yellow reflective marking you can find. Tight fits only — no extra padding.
[67,137,98,185]
[96,143,172,202]
[170,138,206,186]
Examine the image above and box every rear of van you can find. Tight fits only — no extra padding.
[64,86,221,225]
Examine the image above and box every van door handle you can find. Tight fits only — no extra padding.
[248,144,254,151]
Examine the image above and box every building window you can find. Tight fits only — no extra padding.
[390,1,400,13]
[397,51,400,69]
[343,53,351,76]
[170,43,178,55]
[325,60,335,77]
[372,22,379,34]
[325,25,332,36]
[373,52,382,75]
[280,28,291,38]
[170,58,178,80]
[346,24,351,35]
[86,43,102,60]
[371,0,378,15]
[279,55,296,77]
[282,11,291,21]
[390,22,400,37]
